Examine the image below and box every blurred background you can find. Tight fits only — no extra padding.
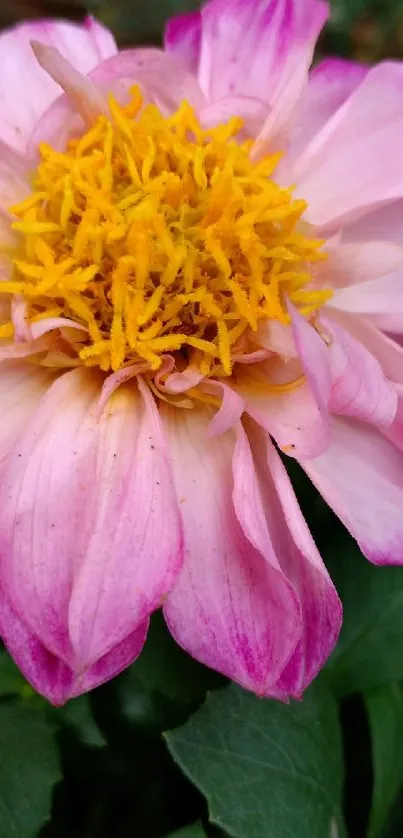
[2,0,403,61]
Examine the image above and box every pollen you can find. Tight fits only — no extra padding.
[6,87,331,376]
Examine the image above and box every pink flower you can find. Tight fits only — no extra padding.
[0,0,401,706]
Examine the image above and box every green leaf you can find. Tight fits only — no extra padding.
[324,531,403,697]
[168,823,207,837]
[365,683,403,838]
[0,651,29,697]
[51,695,105,748]
[0,703,60,838]
[166,680,345,838]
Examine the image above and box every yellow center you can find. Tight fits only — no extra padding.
[3,87,330,377]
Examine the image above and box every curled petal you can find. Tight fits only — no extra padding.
[323,316,398,427]
[202,380,244,437]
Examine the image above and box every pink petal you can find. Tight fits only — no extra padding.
[68,375,183,668]
[0,369,101,665]
[285,58,368,169]
[0,585,148,704]
[0,369,182,682]
[292,306,398,426]
[195,0,327,147]
[295,63,403,228]
[0,17,116,153]
[162,404,301,697]
[302,417,403,565]
[383,384,403,452]
[251,0,329,151]
[164,11,201,74]
[326,308,403,384]
[245,421,341,695]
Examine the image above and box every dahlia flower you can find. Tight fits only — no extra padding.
[0,0,401,705]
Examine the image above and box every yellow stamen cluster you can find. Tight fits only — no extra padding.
[5,87,330,375]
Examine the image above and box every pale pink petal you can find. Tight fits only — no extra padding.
[162,404,301,697]
[199,96,269,137]
[164,11,201,74]
[68,376,183,669]
[295,63,403,228]
[0,333,55,360]
[285,58,368,169]
[0,17,116,153]
[163,368,204,393]
[90,47,206,112]
[245,421,341,696]
[31,41,107,123]
[341,200,403,246]
[0,361,55,465]
[255,319,298,359]
[332,270,403,312]
[317,242,403,289]
[302,417,403,565]
[0,141,30,212]
[11,297,30,341]
[30,317,87,340]
[238,360,330,458]
[326,307,403,384]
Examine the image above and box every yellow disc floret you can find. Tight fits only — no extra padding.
[4,87,330,376]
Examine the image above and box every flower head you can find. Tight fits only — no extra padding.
[0,0,401,704]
